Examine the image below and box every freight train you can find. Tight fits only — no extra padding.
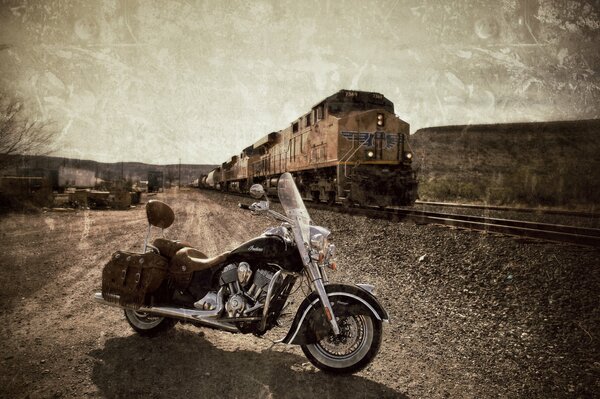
[203,90,418,207]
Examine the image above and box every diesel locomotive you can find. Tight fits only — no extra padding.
[204,90,418,207]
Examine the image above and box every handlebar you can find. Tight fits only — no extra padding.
[239,202,293,224]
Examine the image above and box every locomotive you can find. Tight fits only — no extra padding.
[204,90,418,207]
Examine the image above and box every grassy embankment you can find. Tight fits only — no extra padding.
[410,120,600,210]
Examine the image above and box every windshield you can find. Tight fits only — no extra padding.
[278,173,310,245]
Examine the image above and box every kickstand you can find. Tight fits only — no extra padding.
[262,337,278,352]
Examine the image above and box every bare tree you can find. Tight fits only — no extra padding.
[0,92,55,168]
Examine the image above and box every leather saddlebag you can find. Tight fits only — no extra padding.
[102,251,168,308]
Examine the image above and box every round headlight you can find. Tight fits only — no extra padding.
[405,152,413,160]
[310,233,325,251]
[367,150,374,158]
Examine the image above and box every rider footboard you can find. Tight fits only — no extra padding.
[102,251,168,308]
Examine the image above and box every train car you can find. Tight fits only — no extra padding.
[199,174,208,188]
[220,145,260,192]
[249,132,283,196]
[216,90,417,207]
[205,167,222,190]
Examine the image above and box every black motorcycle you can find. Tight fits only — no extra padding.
[94,172,388,373]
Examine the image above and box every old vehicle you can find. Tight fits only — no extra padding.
[212,90,417,207]
[94,172,388,373]
[148,171,164,193]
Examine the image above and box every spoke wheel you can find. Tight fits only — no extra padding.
[124,309,176,337]
[301,314,382,374]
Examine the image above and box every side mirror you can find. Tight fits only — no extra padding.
[249,184,265,199]
[146,200,174,229]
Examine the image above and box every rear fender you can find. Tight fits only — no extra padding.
[278,283,389,345]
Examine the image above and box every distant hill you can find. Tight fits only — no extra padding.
[410,119,600,209]
[0,154,216,186]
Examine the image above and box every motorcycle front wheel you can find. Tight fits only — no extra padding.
[301,314,382,374]
[124,309,177,337]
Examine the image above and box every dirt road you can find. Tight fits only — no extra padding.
[1,190,598,398]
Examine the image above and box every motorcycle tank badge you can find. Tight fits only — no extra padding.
[94,172,388,373]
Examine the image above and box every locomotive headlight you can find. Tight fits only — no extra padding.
[367,150,375,158]
[404,152,413,160]
[377,113,384,126]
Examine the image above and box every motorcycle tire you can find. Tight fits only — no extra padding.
[301,313,382,374]
[124,309,177,337]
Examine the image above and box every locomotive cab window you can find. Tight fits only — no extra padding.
[292,121,299,133]
[305,113,311,127]
[316,105,324,121]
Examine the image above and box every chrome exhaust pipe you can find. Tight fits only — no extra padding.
[93,292,239,333]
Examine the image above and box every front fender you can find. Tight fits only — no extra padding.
[278,283,389,345]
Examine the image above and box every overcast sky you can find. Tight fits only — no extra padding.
[1,0,599,164]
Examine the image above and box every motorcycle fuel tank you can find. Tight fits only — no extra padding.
[230,235,303,273]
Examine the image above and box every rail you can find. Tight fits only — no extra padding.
[414,200,598,219]
[313,204,600,248]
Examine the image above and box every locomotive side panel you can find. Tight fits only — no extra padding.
[286,108,340,172]
[309,111,339,169]
[249,132,282,188]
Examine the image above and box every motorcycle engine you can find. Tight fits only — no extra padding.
[219,263,275,318]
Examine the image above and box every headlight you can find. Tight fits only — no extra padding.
[377,113,384,127]
[310,233,325,251]
[310,226,332,264]
[404,152,413,160]
[367,150,374,158]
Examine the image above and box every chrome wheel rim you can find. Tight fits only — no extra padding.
[314,315,368,360]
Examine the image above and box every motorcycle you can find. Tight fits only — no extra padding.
[94,172,388,373]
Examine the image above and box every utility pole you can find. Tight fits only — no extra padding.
[178,158,181,189]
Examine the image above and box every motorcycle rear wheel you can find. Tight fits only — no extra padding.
[301,314,382,374]
[124,309,177,337]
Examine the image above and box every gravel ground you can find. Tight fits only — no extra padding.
[1,189,598,398]
[311,208,599,398]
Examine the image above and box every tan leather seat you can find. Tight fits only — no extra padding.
[170,247,230,273]
[152,238,195,259]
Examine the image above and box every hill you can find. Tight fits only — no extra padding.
[410,119,600,209]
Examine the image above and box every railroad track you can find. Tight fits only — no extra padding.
[205,189,600,248]
[415,200,598,219]
[308,203,600,248]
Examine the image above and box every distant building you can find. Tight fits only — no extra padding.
[58,166,97,188]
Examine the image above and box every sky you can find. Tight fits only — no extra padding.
[1,0,599,164]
